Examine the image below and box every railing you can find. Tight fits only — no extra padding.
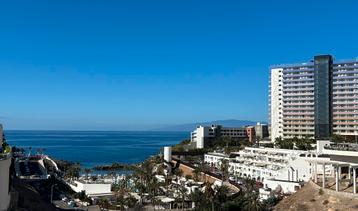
[324,143,358,152]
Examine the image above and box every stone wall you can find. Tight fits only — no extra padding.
[172,160,220,184]
[172,160,240,193]
[309,180,358,199]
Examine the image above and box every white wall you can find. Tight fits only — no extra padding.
[270,68,283,142]
[316,140,331,154]
[70,181,112,195]
[195,126,207,149]
[164,146,172,162]
[264,179,301,194]
[204,153,228,168]
[287,157,312,182]
[193,125,246,149]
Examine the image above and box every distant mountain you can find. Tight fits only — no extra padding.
[153,119,262,132]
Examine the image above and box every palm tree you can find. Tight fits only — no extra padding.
[189,189,204,209]
[213,185,229,207]
[238,178,263,211]
[98,198,110,210]
[126,195,138,209]
[115,191,126,211]
[172,168,183,201]
[242,192,263,211]
[134,180,146,205]
[146,175,165,210]
[109,171,117,177]
[196,163,208,182]
[220,159,229,183]
[193,167,201,182]
[132,167,147,205]
[222,137,231,148]
[204,182,216,211]
[132,159,159,205]
[84,168,92,181]
[178,181,188,211]
[243,177,256,193]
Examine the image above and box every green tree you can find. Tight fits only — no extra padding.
[204,182,216,211]
[293,136,314,150]
[331,134,346,143]
[240,178,263,211]
[125,195,138,209]
[220,159,229,182]
[178,181,188,210]
[190,189,210,210]
[65,163,81,179]
[98,198,110,210]
[84,168,92,180]
[274,137,294,149]
[192,167,201,182]
[263,196,281,210]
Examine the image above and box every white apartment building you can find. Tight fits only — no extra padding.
[204,152,231,168]
[269,55,358,142]
[191,125,247,149]
[0,124,11,211]
[205,147,327,183]
[204,147,332,195]
[206,143,358,196]
[228,147,318,182]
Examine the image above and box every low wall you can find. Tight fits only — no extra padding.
[172,160,219,184]
[309,180,358,199]
[172,159,240,193]
[264,179,301,194]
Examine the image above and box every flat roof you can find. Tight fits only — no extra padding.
[206,152,229,157]
[243,147,308,154]
[270,56,358,69]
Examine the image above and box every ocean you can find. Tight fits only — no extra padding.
[5,130,188,168]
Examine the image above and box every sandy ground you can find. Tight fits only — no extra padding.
[274,182,358,211]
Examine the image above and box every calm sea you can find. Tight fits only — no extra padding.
[5,130,188,168]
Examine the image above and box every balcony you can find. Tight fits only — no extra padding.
[283,112,314,116]
[334,122,358,125]
[333,101,358,105]
[283,108,314,112]
[334,111,358,115]
[323,143,358,156]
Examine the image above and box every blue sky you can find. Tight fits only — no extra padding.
[0,0,357,130]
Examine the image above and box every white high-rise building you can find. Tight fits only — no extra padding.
[269,67,284,142]
[269,55,358,142]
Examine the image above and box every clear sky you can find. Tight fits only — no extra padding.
[0,0,357,130]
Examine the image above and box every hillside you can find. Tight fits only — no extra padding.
[153,119,260,131]
[274,182,358,211]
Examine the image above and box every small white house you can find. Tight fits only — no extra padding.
[204,152,230,168]
[69,180,112,197]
